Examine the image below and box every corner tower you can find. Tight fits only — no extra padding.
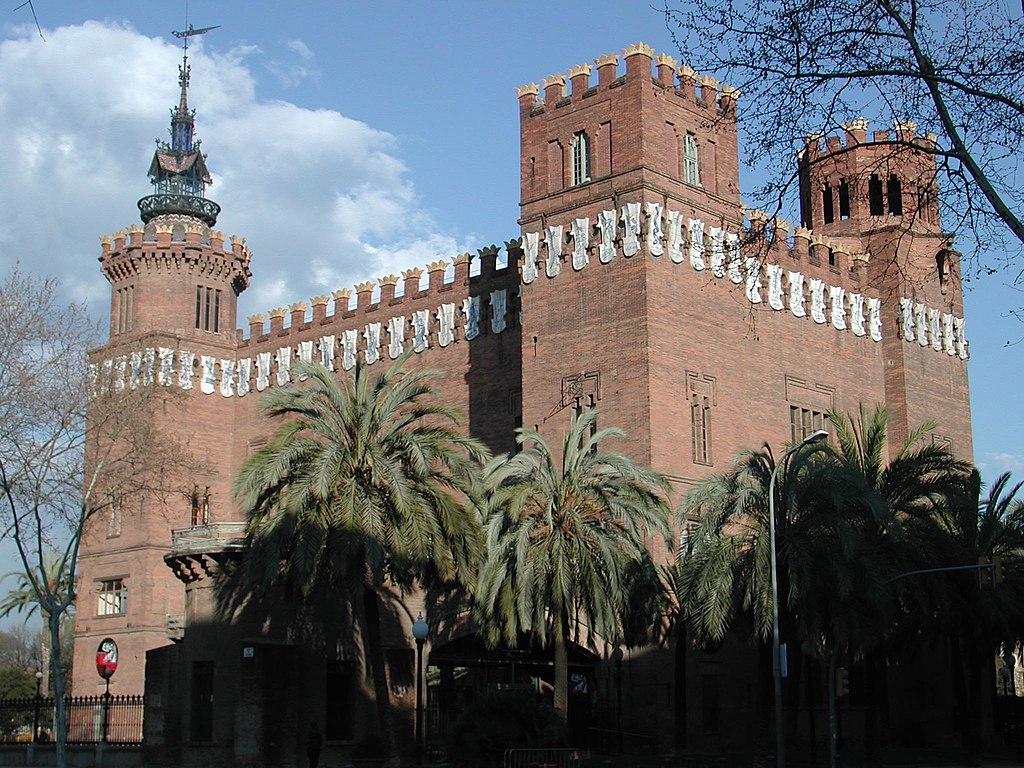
[73,40,250,697]
[797,120,970,454]
[100,46,250,342]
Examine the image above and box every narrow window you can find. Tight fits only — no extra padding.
[918,184,937,223]
[822,184,835,224]
[588,394,597,455]
[195,285,203,329]
[97,578,127,616]
[107,498,122,538]
[212,290,221,333]
[887,174,903,215]
[190,661,215,743]
[838,180,850,219]
[204,288,212,330]
[571,131,591,186]
[868,174,884,216]
[683,134,700,186]
[691,396,711,465]
[828,249,836,267]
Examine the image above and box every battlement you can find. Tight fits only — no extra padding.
[800,119,939,161]
[515,42,740,116]
[99,221,252,290]
[797,118,944,234]
[240,242,519,347]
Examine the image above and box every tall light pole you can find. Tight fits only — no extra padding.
[33,669,43,743]
[769,428,828,768]
[412,613,429,768]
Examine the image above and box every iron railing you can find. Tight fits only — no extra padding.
[169,521,247,554]
[0,694,144,745]
[503,748,581,768]
[137,193,220,226]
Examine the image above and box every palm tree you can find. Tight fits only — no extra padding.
[899,469,1024,752]
[233,356,488,759]
[475,408,672,722]
[676,439,883,754]
[828,404,972,753]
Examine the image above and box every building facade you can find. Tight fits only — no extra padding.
[73,41,971,765]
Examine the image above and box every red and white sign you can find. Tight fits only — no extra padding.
[95,638,118,680]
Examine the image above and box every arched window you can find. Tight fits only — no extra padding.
[570,131,591,186]
[683,133,700,186]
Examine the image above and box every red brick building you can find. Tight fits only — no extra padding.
[73,41,970,765]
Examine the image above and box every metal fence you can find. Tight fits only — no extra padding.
[503,748,582,768]
[0,694,144,745]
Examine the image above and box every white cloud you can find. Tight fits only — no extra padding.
[977,453,1024,481]
[0,21,458,325]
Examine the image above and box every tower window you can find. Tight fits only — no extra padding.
[838,180,850,219]
[195,286,221,332]
[887,174,903,215]
[571,131,591,186]
[691,395,711,465]
[868,174,885,216]
[107,497,123,538]
[116,285,134,334]
[683,134,700,186]
[822,184,835,224]
[97,578,127,616]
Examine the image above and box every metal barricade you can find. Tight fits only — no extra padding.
[503,747,582,768]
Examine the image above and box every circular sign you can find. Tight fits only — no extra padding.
[95,638,118,680]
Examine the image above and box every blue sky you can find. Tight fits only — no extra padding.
[0,1,1021,612]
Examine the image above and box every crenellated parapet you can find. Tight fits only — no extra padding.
[798,118,944,235]
[99,222,252,292]
[515,42,740,114]
[88,242,520,402]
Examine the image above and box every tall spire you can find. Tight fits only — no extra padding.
[170,50,194,153]
[137,22,221,227]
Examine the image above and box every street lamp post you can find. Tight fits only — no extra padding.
[769,429,829,768]
[33,670,43,743]
[412,613,429,768]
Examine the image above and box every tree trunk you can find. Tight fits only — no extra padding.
[553,609,568,723]
[362,586,399,760]
[48,611,66,768]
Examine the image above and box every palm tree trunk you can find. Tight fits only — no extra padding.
[362,586,399,760]
[553,609,569,724]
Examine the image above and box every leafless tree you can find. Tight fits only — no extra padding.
[665,0,1024,280]
[0,265,192,767]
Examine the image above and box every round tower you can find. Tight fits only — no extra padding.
[99,47,250,342]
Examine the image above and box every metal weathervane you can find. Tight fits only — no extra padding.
[172,0,220,54]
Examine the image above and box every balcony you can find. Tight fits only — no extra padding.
[165,522,247,584]
[137,193,221,226]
